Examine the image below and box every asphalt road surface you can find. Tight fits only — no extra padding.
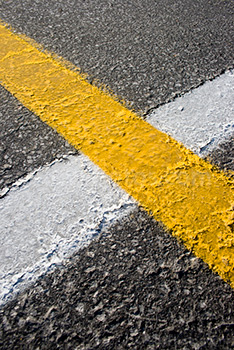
[0,0,234,349]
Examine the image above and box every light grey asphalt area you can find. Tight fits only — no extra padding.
[0,0,233,114]
[0,209,233,350]
[0,85,78,191]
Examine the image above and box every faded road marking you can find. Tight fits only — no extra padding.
[0,22,234,287]
[0,155,136,305]
[148,70,234,157]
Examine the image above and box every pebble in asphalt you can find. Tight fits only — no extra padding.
[0,85,78,191]
[0,0,233,114]
[0,1,234,348]
[0,209,234,349]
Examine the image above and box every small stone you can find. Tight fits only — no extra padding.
[86,251,95,258]
[96,313,106,322]
[85,266,96,273]
[75,303,85,313]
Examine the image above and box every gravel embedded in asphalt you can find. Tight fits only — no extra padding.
[0,209,233,349]
[0,1,234,348]
[0,0,233,114]
[0,85,78,191]
[207,135,234,173]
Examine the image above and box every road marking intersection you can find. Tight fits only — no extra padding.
[0,22,234,291]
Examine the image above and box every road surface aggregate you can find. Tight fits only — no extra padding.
[0,1,234,348]
[0,0,233,114]
[0,85,78,191]
[0,209,233,349]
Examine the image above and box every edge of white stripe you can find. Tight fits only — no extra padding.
[147,70,234,157]
[0,154,136,306]
[1,70,233,307]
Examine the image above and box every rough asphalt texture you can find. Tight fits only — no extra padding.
[207,137,234,173]
[0,82,233,193]
[0,85,77,191]
[0,0,233,189]
[0,0,233,114]
[0,1,234,348]
[0,209,234,349]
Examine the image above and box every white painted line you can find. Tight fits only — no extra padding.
[1,70,233,306]
[0,154,136,305]
[147,70,234,156]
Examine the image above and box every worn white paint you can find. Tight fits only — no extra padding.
[147,70,234,156]
[0,154,136,305]
[1,70,233,306]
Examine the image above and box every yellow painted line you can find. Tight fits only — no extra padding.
[0,22,234,286]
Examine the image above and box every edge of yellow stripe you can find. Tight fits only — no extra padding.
[1,21,234,287]
[0,20,136,117]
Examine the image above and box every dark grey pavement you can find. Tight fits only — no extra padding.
[0,0,233,114]
[0,209,234,349]
[207,137,234,173]
[0,0,234,191]
[0,0,234,349]
[0,85,77,192]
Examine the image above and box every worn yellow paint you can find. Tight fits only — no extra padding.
[0,22,234,286]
